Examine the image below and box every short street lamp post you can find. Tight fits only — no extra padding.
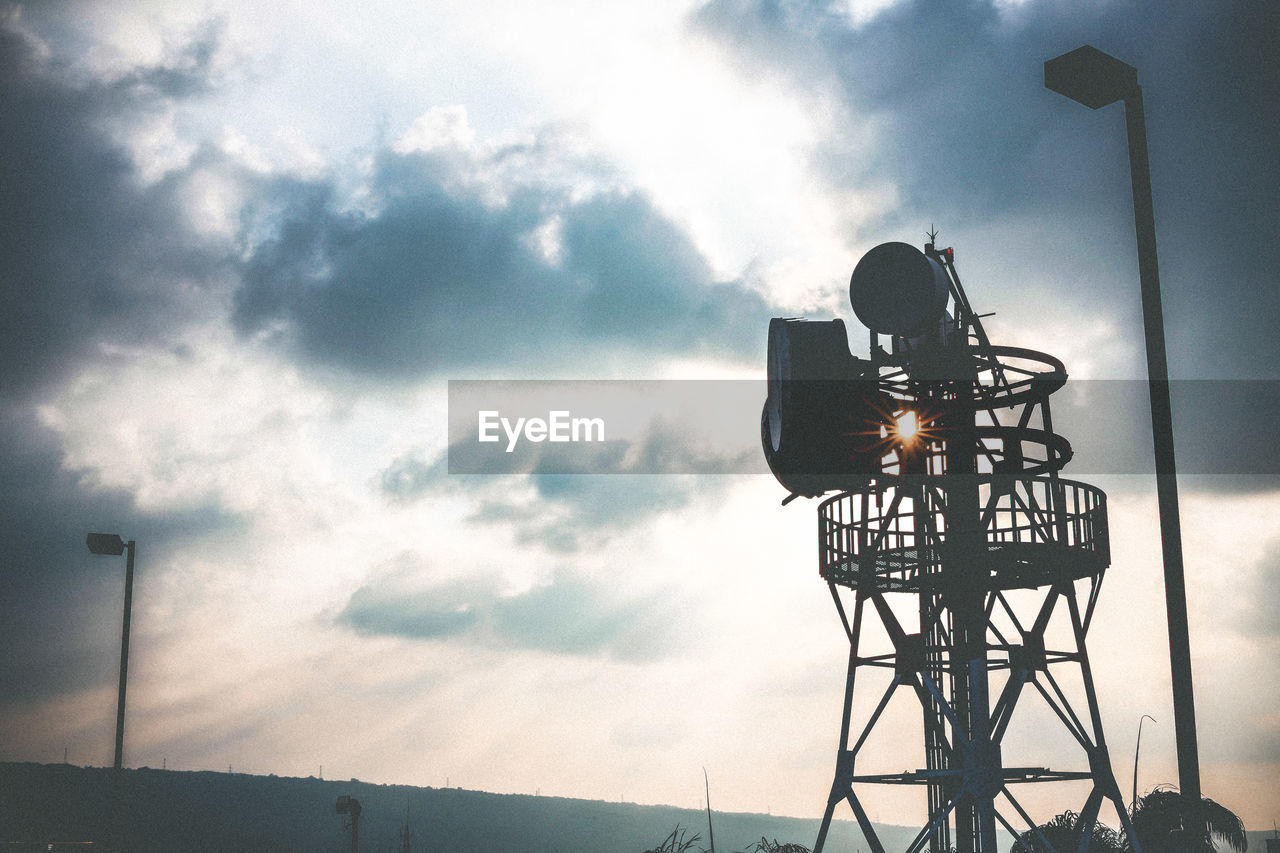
[86,532,137,772]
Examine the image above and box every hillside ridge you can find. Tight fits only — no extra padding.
[0,761,914,852]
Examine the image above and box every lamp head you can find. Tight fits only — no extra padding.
[86,532,126,556]
[1045,45,1138,108]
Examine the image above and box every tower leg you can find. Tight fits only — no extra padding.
[815,589,865,853]
[813,494,1127,850]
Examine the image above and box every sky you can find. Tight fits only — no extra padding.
[1,0,1277,836]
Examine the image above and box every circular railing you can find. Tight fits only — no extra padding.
[876,345,1067,409]
[818,476,1108,592]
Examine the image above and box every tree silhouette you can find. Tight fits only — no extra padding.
[739,839,811,853]
[1127,787,1247,853]
[643,825,705,853]
[1011,810,1124,853]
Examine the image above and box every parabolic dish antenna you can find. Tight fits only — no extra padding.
[849,241,950,337]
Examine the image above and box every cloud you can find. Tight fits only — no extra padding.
[0,23,235,401]
[0,408,240,715]
[690,0,1237,222]
[1221,540,1280,643]
[691,0,1073,217]
[378,413,760,552]
[380,451,447,503]
[691,0,1280,376]
[338,557,687,661]
[232,121,777,380]
[340,571,485,640]
[5,12,783,397]
[0,11,776,722]
[685,0,1280,510]
[0,22,245,718]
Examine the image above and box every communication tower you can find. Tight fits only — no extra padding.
[762,240,1142,853]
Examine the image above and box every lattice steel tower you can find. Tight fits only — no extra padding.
[761,240,1143,853]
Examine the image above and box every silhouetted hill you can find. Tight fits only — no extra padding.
[0,762,920,852]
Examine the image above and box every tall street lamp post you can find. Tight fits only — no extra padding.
[86,532,136,772]
[1045,44,1202,818]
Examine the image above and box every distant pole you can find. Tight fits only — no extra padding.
[114,540,136,772]
[703,767,716,853]
[1045,45,1202,811]
[1132,714,1156,810]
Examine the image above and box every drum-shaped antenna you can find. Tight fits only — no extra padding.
[849,242,950,336]
[763,318,884,497]
[766,318,853,453]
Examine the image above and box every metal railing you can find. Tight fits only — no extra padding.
[819,477,1108,591]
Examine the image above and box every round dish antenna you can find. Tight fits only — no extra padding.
[849,241,950,336]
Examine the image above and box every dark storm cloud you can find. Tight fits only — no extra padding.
[692,0,1101,221]
[0,9,768,722]
[0,23,232,401]
[690,0,1277,240]
[233,143,775,379]
[0,22,241,721]
[0,408,241,715]
[339,563,685,661]
[691,0,1280,493]
[1048,380,1280,494]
